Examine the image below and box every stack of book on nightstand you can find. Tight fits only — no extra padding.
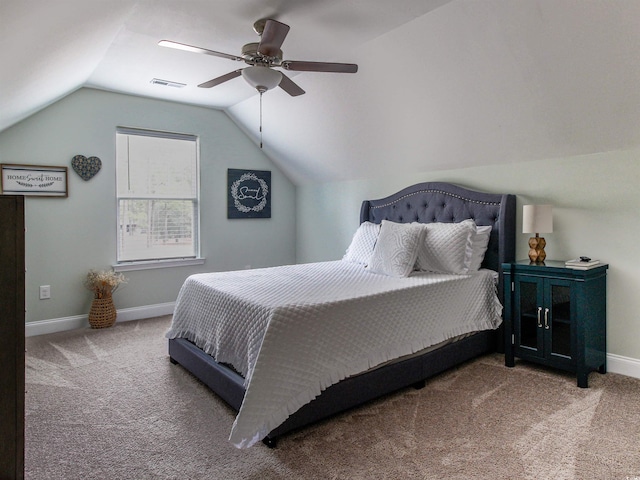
[565,258,600,269]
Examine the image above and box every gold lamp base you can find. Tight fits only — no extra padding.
[528,234,546,264]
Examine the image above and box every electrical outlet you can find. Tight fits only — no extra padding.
[39,285,51,300]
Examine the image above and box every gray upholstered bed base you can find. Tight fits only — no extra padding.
[168,182,516,447]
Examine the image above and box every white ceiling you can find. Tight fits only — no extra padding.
[0,0,450,128]
[2,0,640,185]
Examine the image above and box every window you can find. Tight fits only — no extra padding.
[116,128,199,264]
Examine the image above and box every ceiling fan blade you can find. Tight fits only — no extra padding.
[257,19,290,57]
[159,40,244,62]
[198,69,243,88]
[281,60,358,73]
[278,73,305,97]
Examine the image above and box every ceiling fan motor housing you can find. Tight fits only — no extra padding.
[242,42,282,65]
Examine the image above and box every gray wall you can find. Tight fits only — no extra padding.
[296,148,640,363]
[0,88,296,323]
[3,86,637,369]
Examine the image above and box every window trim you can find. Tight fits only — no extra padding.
[115,126,201,266]
[113,257,205,272]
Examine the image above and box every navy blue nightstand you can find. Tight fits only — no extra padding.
[502,260,608,388]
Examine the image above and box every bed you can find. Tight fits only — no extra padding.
[167,182,516,448]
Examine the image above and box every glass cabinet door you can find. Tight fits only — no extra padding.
[514,276,544,357]
[547,280,573,360]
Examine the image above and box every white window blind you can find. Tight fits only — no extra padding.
[116,128,199,263]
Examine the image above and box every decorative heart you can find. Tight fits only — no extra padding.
[71,155,102,181]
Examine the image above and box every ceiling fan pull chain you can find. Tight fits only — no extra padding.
[259,90,263,149]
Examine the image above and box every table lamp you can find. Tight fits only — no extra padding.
[523,204,553,263]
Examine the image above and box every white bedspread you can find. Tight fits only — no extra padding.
[166,260,502,448]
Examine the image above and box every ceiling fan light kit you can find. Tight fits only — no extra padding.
[241,66,282,92]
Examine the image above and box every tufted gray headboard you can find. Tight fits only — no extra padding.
[360,182,516,301]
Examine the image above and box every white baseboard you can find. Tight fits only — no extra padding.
[607,353,640,381]
[25,302,175,337]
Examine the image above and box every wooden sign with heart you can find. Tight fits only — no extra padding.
[71,155,102,181]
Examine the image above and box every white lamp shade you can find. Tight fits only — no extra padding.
[241,66,282,91]
[522,205,553,234]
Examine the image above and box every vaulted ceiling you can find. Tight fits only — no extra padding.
[2,0,639,185]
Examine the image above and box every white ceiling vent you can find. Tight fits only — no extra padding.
[150,78,186,88]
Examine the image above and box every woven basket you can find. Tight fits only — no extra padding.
[88,295,117,329]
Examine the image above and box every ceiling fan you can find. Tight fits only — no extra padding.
[158,18,358,97]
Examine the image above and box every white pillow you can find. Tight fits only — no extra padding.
[469,225,492,271]
[415,219,476,274]
[367,220,427,277]
[343,221,380,265]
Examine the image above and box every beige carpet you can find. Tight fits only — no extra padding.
[25,316,640,479]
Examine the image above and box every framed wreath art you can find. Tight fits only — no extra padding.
[227,168,271,219]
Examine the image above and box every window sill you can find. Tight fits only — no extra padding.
[113,258,205,272]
